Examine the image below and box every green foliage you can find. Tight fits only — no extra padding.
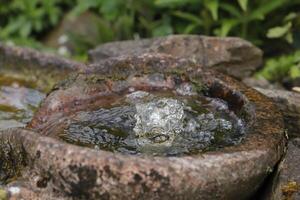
[0,0,72,49]
[153,0,298,41]
[267,12,300,44]
[1,0,299,45]
[237,0,248,11]
[0,0,300,81]
[257,51,300,81]
[0,0,65,39]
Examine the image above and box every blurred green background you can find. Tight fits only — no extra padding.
[0,0,300,87]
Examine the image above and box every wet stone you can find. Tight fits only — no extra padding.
[0,50,285,199]
[0,75,45,130]
[60,90,246,156]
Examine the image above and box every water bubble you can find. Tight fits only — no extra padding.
[134,98,185,145]
[176,83,197,96]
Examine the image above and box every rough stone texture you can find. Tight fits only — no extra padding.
[259,139,300,200]
[0,44,88,132]
[255,88,300,138]
[244,77,300,200]
[0,43,86,94]
[0,43,85,72]
[0,53,286,199]
[243,77,284,90]
[278,138,300,200]
[0,125,286,200]
[88,35,263,79]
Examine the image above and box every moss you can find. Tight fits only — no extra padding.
[0,75,36,89]
[0,105,19,113]
[282,181,300,200]
[0,189,7,200]
[0,67,68,93]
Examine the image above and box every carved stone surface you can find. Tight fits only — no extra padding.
[255,88,300,138]
[0,50,286,199]
[88,35,263,79]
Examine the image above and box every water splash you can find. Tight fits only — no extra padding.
[134,98,185,146]
[61,90,245,156]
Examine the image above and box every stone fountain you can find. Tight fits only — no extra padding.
[0,36,287,199]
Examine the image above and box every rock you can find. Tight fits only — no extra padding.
[280,139,300,200]
[262,139,300,200]
[293,87,300,93]
[282,77,300,90]
[255,88,300,138]
[0,53,286,199]
[0,43,85,92]
[0,43,85,74]
[0,44,86,131]
[88,35,263,79]
[280,138,300,183]
[43,11,112,56]
[0,85,46,130]
[243,77,283,90]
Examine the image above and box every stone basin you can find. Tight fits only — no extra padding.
[0,47,286,199]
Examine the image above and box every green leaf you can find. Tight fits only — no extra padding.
[250,0,286,21]
[172,11,202,24]
[294,51,300,63]
[4,16,26,36]
[205,0,219,21]
[290,65,300,79]
[267,22,292,38]
[69,0,101,17]
[183,24,199,34]
[49,9,60,25]
[152,23,173,37]
[20,22,31,37]
[154,0,196,7]
[285,32,293,44]
[219,3,241,18]
[217,19,240,36]
[284,12,297,22]
[100,0,123,21]
[237,0,248,11]
[256,51,300,81]
[138,16,155,31]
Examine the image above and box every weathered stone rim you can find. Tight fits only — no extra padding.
[30,53,286,155]
[0,46,286,199]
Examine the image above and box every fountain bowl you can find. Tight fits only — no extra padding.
[0,49,286,200]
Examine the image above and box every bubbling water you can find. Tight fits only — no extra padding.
[134,98,185,146]
[60,89,246,156]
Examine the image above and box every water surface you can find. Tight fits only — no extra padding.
[60,88,246,156]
